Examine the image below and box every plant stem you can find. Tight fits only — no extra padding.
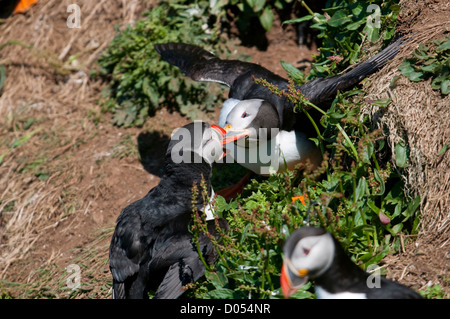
[300,1,315,17]
[337,123,359,160]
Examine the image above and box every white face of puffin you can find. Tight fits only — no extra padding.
[169,121,226,165]
[281,232,335,298]
[201,124,227,164]
[221,99,273,144]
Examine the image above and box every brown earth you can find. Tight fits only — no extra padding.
[0,0,448,299]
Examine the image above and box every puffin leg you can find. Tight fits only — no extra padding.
[215,173,251,201]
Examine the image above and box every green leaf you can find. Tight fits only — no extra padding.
[346,20,365,31]
[280,61,305,84]
[259,7,274,31]
[394,140,408,168]
[398,60,424,82]
[283,15,313,24]
[420,62,440,73]
[438,140,449,155]
[437,38,450,52]
[355,177,367,201]
[441,79,450,95]
[402,195,421,221]
[205,288,236,299]
[327,10,351,27]
[373,168,386,196]
[10,128,40,149]
[253,0,266,12]
[363,22,380,42]
[0,65,5,92]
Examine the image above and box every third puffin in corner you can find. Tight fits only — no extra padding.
[281,226,423,299]
[154,38,407,175]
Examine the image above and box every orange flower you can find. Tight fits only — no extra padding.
[291,195,307,206]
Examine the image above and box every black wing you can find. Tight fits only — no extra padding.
[154,42,277,88]
[109,203,149,299]
[151,219,227,299]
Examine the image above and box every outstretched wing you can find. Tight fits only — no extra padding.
[154,42,271,87]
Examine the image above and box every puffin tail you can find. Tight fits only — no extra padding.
[301,36,410,104]
[339,35,409,82]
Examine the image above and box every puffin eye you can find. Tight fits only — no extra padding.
[241,112,249,118]
[303,248,310,255]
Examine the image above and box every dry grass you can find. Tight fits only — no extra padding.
[0,0,158,297]
[362,0,450,240]
[360,0,450,298]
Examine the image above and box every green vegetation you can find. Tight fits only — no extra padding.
[184,0,421,298]
[95,0,441,298]
[398,37,450,95]
[284,0,400,78]
[190,86,420,298]
[96,0,227,127]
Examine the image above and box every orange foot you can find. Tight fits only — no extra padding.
[216,173,251,202]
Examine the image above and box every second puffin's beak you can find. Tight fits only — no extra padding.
[221,124,251,145]
[211,124,226,138]
[211,124,227,160]
[280,259,309,299]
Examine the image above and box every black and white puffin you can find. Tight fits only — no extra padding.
[109,121,228,299]
[281,227,423,299]
[154,38,406,175]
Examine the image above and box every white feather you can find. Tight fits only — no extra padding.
[219,98,241,127]
[315,286,367,299]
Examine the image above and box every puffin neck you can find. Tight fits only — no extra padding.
[313,238,368,294]
[159,159,213,202]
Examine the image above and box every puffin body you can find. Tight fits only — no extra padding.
[281,227,423,299]
[109,122,227,299]
[155,39,406,175]
[154,38,406,131]
[154,39,406,174]
[220,99,321,175]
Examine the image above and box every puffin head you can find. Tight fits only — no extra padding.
[281,227,335,298]
[167,121,226,165]
[221,99,280,146]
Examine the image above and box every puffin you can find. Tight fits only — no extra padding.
[154,38,406,175]
[281,226,423,299]
[109,121,228,299]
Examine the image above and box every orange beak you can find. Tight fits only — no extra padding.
[280,260,309,298]
[211,124,227,160]
[281,263,298,299]
[221,124,251,145]
[211,124,226,138]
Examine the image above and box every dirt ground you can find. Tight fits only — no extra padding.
[0,0,448,299]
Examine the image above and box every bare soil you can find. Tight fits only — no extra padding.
[0,0,448,299]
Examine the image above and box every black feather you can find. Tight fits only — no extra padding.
[109,122,228,299]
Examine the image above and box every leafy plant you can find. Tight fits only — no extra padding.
[211,0,294,32]
[188,83,421,299]
[179,0,423,300]
[398,37,450,95]
[96,0,228,127]
[284,0,401,78]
